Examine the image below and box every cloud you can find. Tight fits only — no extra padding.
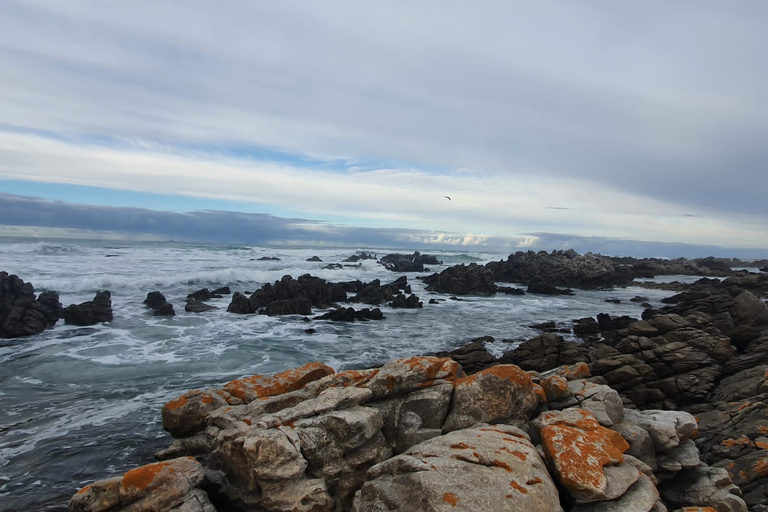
[0,1,766,247]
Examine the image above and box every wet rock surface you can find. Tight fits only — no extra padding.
[1,271,61,338]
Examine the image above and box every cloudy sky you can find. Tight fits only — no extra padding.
[1,1,766,255]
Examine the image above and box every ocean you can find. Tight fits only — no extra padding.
[0,237,676,511]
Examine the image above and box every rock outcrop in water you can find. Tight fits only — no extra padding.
[486,250,635,289]
[62,290,113,326]
[378,251,442,272]
[0,271,61,338]
[421,262,497,295]
[144,291,176,316]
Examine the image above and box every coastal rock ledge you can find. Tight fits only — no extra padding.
[70,356,747,512]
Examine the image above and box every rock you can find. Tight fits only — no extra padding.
[444,339,496,375]
[223,361,335,404]
[389,293,422,308]
[1,272,61,338]
[307,256,323,262]
[352,424,562,512]
[264,298,312,316]
[533,408,632,502]
[69,457,214,512]
[314,307,383,322]
[322,263,343,270]
[574,317,601,338]
[162,389,232,438]
[659,465,747,512]
[499,333,588,372]
[257,256,281,260]
[421,263,497,295]
[144,291,175,316]
[498,286,526,295]
[365,356,459,400]
[486,250,634,289]
[378,251,442,272]
[631,296,651,303]
[622,410,697,453]
[184,300,217,313]
[442,365,540,433]
[571,474,659,512]
[343,252,376,262]
[527,281,575,295]
[63,291,113,326]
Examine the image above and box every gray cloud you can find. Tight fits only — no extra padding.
[0,1,766,229]
[2,193,767,259]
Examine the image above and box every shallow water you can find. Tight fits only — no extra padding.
[0,238,675,510]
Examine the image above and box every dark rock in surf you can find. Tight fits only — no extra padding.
[526,281,574,295]
[144,291,176,316]
[187,288,221,301]
[378,251,441,272]
[63,291,113,326]
[257,256,280,261]
[0,272,62,338]
[389,293,422,309]
[314,307,384,321]
[184,300,217,313]
[322,263,343,270]
[572,317,600,339]
[421,263,496,295]
[343,252,377,262]
[497,286,525,295]
[350,277,409,305]
[307,256,323,262]
[264,298,312,316]
[211,286,231,295]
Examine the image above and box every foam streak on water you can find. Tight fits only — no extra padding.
[0,237,674,510]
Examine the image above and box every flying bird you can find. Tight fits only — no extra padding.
[444,196,451,201]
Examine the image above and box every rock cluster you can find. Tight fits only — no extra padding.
[144,291,175,316]
[71,353,747,512]
[0,271,61,338]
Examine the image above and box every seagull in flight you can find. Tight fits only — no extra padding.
[444,196,451,201]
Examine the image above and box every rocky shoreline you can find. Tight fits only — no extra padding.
[3,250,767,511]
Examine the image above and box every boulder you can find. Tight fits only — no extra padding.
[63,291,113,326]
[144,291,175,316]
[223,361,335,404]
[69,457,214,512]
[442,365,540,433]
[184,300,217,313]
[314,307,383,322]
[307,256,323,262]
[533,408,633,502]
[162,388,232,438]
[352,424,562,512]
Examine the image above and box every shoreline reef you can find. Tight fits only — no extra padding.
[3,250,768,511]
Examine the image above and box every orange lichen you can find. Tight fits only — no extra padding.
[395,356,457,388]
[456,364,532,389]
[542,376,569,400]
[121,461,171,491]
[739,470,747,480]
[568,362,591,379]
[492,460,514,472]
[737,402,752,411]
[721,436,750,447]
[508,480,528,494]
[755,440,768,449]
[163,394,190,412]
[759,426,768,434]
[201,393,215,405]
[451,443,471,450]
[75,484,91,495]
[539,409,629,496]
[533,383,547,403]
[242,418,252,425]
[754,457,768,476]
[332,369,379,388]
[526,477,543,485]
[443,492,459,507]
[224,362,334,402]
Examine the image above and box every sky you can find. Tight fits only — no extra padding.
[0,1,767,257]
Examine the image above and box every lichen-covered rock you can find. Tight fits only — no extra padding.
[68,457,214,512]
[533,408,633,502]
[223,361,335,403]
[571,474,659,512]
[352,424,562,512]
[365,356,459,399]
[442,364,540,433]
[162,388,232,438]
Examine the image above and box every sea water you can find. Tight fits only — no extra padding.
[0,237,676,511]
